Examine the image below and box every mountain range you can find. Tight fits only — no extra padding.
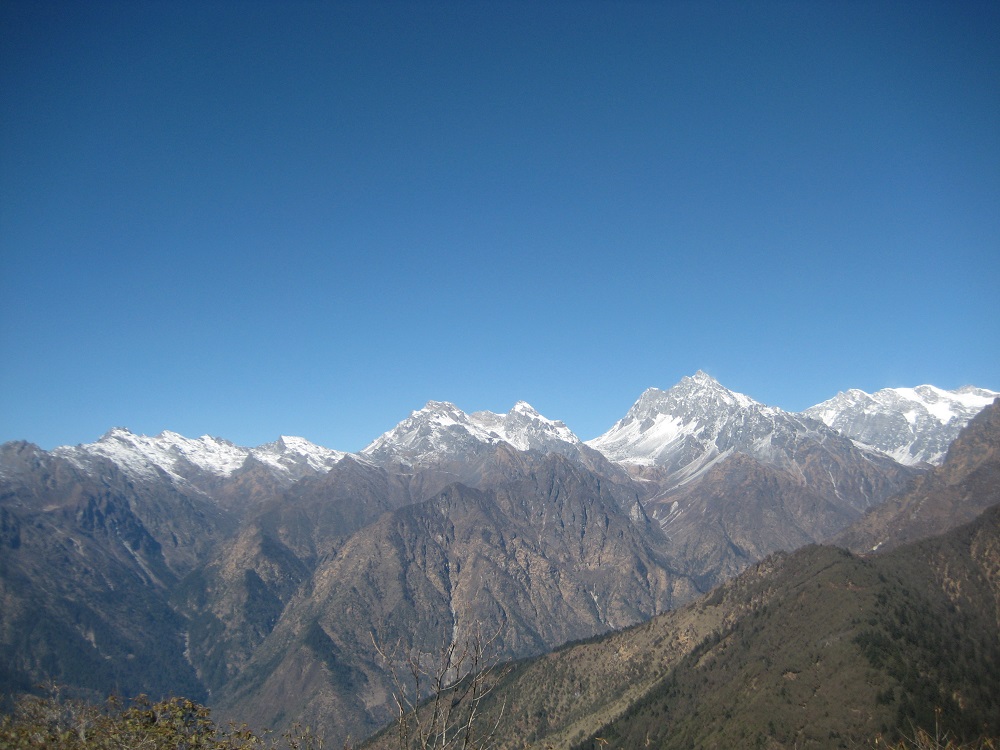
[22,372,995,487]
[1,373,996,747]
[363,398,1000,749]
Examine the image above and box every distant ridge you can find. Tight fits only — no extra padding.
[835,397,1000,553]
[804,384,998,465]
[17,374,996,474]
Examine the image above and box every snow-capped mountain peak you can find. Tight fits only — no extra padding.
[802,384,999,465]
[53,427,346,488]
[683,370,756,409]
[586,372,771,468]
[24,377,997,501]
[53,427,248,482]
[251,436,347,478]
[360,401,503,465]
[488,401,579,452]
[583,372,891,499]
[362,399,582,466]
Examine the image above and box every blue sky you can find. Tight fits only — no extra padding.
[2,1,998,452]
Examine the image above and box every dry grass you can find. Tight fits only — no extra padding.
[874,725,998,750]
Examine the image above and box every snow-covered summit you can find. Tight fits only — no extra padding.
[250,435,348,479]
[19,377,995,497]
[54,428,247,482]
[586,372,849,486]
[802,384,999,465]
[53,427,346,486]
[587,372,768,464]
[361,399,582,466]
[361,401,500,465]
[471,400,579,452]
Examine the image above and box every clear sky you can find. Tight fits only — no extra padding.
[2,1,998,452]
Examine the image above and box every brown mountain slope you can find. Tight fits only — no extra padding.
[835,398,1000,554]
[654,453,859,589]
[577,506,1000,749]
[0,444,214,701]
[368,504,1000,750]
[174,456,430,692]
[214,452,698,746]
[360,549,788,750]
[632,422,921,592]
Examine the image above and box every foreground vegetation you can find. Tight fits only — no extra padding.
[2,689,998,750]
[876,726,997,749]
[0,689,326,750]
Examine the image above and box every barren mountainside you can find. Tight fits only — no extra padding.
[364,506,1000,749]
[1,374,996,746]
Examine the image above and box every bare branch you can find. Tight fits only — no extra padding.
[373,620,510,750]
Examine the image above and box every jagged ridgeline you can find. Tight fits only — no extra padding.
[1,375,997,748]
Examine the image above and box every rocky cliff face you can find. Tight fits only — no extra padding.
[648,431,920,587]
[0,443,216,701]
